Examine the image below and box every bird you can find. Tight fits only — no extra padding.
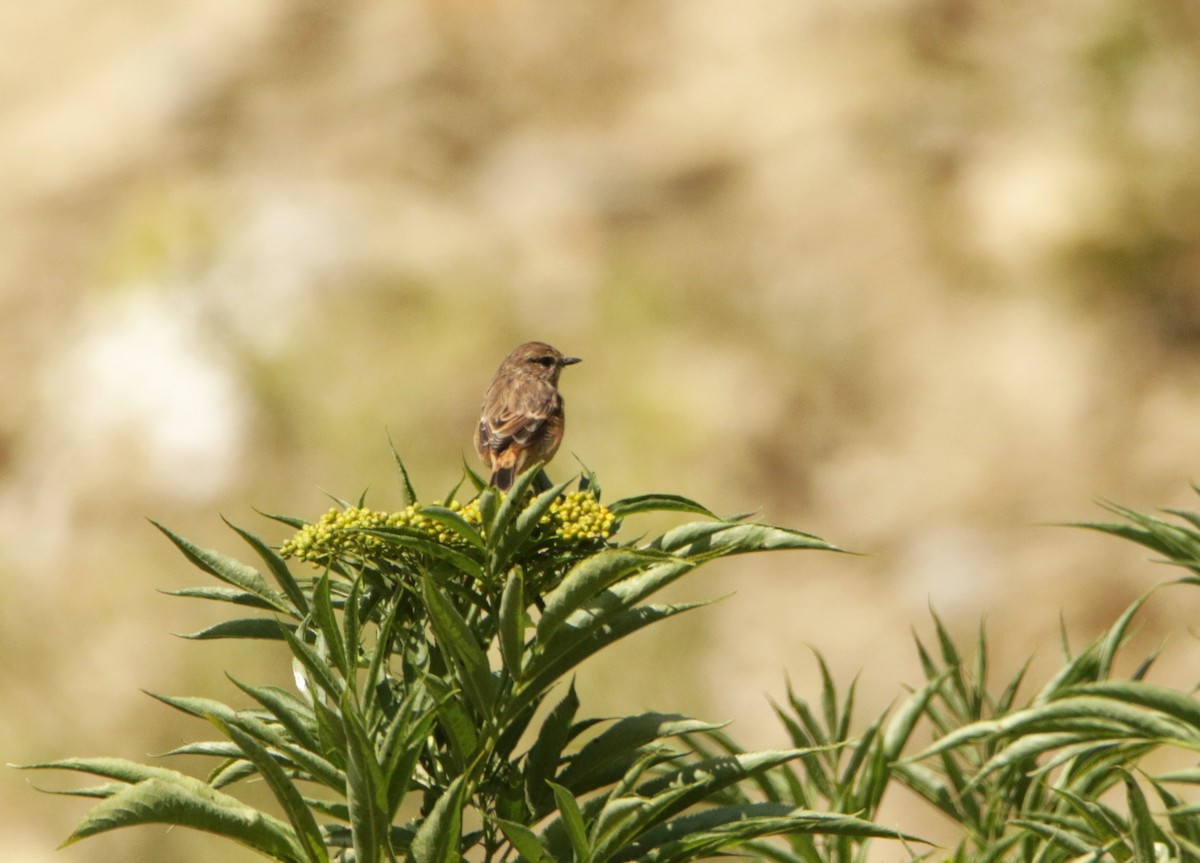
[475,341,581,492]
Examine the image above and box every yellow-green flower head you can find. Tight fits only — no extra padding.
[548,491,616,542]
[279,499,487,567]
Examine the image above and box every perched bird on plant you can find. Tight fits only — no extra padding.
[475,341,581,492]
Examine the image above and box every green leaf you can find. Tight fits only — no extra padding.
[209,759,257,789]
[574,457,601,500]
[149,691,342,795]
[593,749,818,860]
[499,566,526,679]
[422,575,498,715]
[283,628,346,702]
[488,464,548,539]
[425,674,478,767]
[477,488,499,534]
[178,618,294,641]
[591,750,679,847]
[151,521,292,614]
[517,602,708,717]
[342,577,362,686]
[312,575,350,679]
[362,526,485,580]
[1122,770,1158,863]
[256,509,308,530]
[57,774,306,861]
[1065,681,1200,741]
[491,816,547,862]
[607,494,719,520]
[525,682,580,815]
[422,505,486,551]
[389,439,418,505]
[162,586,281,609]
[379,689,437,818]
[460,457,488,493]
[341,690,387,863]
[537,549,667,642]
[218,721,330,863]
[914,693,1200,764]
[672,522,839,560]
[225,518,310,615]
[410,775,468,863]
[17,757,201,786]
[493,477,575,572]
[555,714,724,797]
[597,559,697,612]
[226,679,326,774]
[362,593,404,716]
[613,808,920,863]
[157,741,244,760]
[548,781,591,863]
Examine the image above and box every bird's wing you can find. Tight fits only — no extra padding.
[480,385,559,453]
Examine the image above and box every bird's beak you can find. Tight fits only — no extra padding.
[561,356,582,366]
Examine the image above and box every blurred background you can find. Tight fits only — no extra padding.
[3,1,1200,860]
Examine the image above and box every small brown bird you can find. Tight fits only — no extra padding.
[475,341,581,492]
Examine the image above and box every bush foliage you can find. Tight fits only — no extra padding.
[21,462,1200,863]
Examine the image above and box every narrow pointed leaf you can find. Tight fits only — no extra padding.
[283,628,345,701]
[666,522,838,560]
[18,757,200,786]
[425,675,478,766]
[499,566,526,678]
[595,749,816,859]
[421,506,486,551]
[410,775,467,863]
[226,518,310,615]
[58,775,306,861]
[607,494,720,519]
[494,477,574,570]
[1122,771,1157,863]
[491,816,547,862]
[151,521,291,613]
[179,618,294,641]
[218,721,330,863]
[358,526,485,579]
[525,682,580,815]
[162,586,280,609]
[537,549,666,641]
[517,602,707,717]
[556,714,724,796]
[389,442,418,505]
[341,690,386,863]
[488,464,546,539]
[548,781,591,863]
[422,575,497,714]
[312,575,350,678]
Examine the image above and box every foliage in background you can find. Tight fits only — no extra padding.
[20,459,915,862]
[687,496,1200,863]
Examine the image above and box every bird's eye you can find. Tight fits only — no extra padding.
[533,356,556,366]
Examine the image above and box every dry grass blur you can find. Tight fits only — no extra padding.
[3,2,1200,860]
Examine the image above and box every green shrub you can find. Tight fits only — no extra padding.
[690,497,1200,863]
[26,456,1200,862]
[21,459,909,862]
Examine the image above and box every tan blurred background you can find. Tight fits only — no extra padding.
[4,1,1200,860]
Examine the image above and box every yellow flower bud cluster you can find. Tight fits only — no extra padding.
[280,500,481,566]
[542,491,616,541]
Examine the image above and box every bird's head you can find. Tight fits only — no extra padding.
[503,341,581,384]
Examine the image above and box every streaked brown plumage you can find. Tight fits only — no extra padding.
[475,341,581,491]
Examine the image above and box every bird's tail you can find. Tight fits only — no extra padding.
[488,447,518,492]
[490,465,514,492]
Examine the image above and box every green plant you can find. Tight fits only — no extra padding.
[21,459,911,862]
[692,496,1200,862]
